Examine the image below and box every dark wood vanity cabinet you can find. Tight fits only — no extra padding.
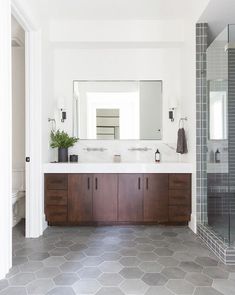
[68,174,93,223]
[45,174,68,224]
[93,174,118,222]
[168,174,191,222]
[144,174,169,222]
[45,173,191,225]
[118,174,143,222]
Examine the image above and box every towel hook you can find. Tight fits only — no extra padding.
[179,117,188,128]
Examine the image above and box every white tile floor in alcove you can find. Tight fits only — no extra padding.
[1,221,235,295]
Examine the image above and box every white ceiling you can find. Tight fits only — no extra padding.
[199,0,235,44]
[24,0,209,21]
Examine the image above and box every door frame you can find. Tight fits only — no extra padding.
[0,0,43,279]
[11,1,43,238]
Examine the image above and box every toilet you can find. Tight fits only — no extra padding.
[12,169,25,227]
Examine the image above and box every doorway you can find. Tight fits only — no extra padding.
[11,15,26,233]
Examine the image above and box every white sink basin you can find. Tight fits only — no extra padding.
[43,162,193,174]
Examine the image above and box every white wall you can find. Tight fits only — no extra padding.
[180,20,198,232]
[50,20,184,43]
[52,47,182,158]
[12,47,25,170]
[32,8,210,234]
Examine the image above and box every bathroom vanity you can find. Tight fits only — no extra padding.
[44,163,192,226]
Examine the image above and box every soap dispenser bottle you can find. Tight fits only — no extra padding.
[215,149,221,163]
[155,149,161,163]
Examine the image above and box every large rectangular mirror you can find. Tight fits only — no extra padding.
[73,80,162,140]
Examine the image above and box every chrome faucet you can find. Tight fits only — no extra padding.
[83,147,108,152]
[128,147,152,152]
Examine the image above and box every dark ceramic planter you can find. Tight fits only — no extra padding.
[58,148,68,162]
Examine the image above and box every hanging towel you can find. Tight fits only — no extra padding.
[176,128,188,154]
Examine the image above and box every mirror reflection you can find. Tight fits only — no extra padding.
[208,80,227,140]
[73,81,162,140]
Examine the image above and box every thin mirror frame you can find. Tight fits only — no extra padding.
[72,80,163,141]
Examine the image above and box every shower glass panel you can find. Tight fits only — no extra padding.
[206,26,230,244]
[228,24,235,246]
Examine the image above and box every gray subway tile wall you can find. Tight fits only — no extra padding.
[196,23,235,264]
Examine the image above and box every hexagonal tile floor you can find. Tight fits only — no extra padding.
[0,221,235,295]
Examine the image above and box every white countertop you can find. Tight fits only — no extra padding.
[43,162,193,174]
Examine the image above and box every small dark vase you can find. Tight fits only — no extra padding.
[58,148,68,162]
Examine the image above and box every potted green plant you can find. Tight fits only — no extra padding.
[50,130,78,162]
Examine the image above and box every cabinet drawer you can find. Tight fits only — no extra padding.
[169,206,190,222]
[45,174,68,190]
[169,174,191,190]
[169,190,190,206]
[46,190,67,205]
[46,206,67,223]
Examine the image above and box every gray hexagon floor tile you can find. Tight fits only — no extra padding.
[9,273,36,286]
[73,279,101,294]
[26,279,54,294]
[158,257,179,267]
[213,279,235,295]
[145,286,174,295]
[185,273,212,286]
[98,273,124,286]
[44,257,66,267]
[64,251,85,261]
[142,273,168,286]
[46,286,75,295]
[136,244,155,252]
[95,287,125,295]
[78,266,102,279]
[120,279,148,294]
[36,267,60,278]
[0,286,27,295]
[101,252,121,261]
[119,257,141,267]
[162,267,186,279]
[0,280,8,292]
[194,287,224,295]
[5,267,20,279]
[179,261,203,273]
[119,267,144,279]
[166,279,195,294]
[59,261,82,273]
[154,248,173,257]
[203,267,229,279]
[139,261,163,273]
[5,223,235,295]
[82,256,104,267]
[137,252,158,262]
[99,261,123,273]
[195,257,218,267]
[12,257,28,266]
[28,252,49,261]
[19,261,43,272]
[53,273,78,285]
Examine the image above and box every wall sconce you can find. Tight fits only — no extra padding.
[169,108,175,122]
[57,96,66,123]
[168,96,178,122]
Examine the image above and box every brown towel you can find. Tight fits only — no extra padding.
[176,128,188,154]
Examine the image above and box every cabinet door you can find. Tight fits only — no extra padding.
[144,174,169,222]
[118,174,143,222]
[93,174,118,222]
[68,174,93,223]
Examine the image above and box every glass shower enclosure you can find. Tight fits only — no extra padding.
[206,25,235,246]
